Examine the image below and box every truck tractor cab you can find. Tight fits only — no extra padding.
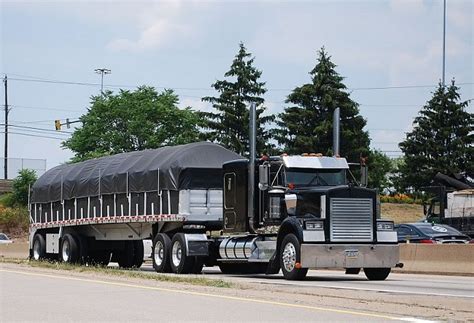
[221,154,399,280]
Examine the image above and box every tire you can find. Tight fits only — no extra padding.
[364,268,391,281]
[152,234,172,273]
[191,257,204,274]
[132,241,144,268]
[88,251,111,266]
[117,241,135,268]
[60,234,80,263]
[32,234,46,261]
[280,234,308,280]
[170,233,195,274]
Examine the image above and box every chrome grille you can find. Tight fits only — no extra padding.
[330,198,373,242]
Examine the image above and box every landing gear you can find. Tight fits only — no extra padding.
[116,241,144,269]
[280,234,308,280]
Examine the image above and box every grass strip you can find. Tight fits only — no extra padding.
[0,257,232,288]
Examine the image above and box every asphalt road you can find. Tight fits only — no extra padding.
[1,268,416,322]
[141,263,474,299]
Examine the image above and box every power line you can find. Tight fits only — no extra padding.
[1,131,67,141]
[6,73,473,92]
[1,124,73,135]
[10,104,84,112]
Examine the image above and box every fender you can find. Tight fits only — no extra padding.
[266,217,304,274]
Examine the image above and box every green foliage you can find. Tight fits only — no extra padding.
[12,169,37,207]
[0,193,15,207]
[63,87,204,162]
[0,206,29,236]
[275,48,370,162]
[367,150,393,192]
[397,81,473,191]
[201,43,275,156]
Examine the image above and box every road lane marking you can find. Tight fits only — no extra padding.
[252,280,474,299]
[0,268,428,321]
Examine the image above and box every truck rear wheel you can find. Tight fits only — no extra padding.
[152,233,172,273]
[280,234,308,280]
[364,268,391,281]
[32,234,46,261]
[170,233,195,274]
[60,234,80,263]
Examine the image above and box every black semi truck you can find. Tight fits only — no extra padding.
[29,105,399,280]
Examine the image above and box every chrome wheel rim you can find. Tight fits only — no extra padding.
[33,239,41,260]
[171,241,182,268]
[282,242,297,272]
[62,239,70,262]
[154,240,164,267]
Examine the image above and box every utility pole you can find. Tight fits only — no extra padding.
[442,0,446,86]
[94,68,111,94]
[3,75,8,180]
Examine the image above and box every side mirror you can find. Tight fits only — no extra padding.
[258,164,269,190]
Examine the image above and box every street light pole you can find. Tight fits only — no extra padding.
[94,68,111,94]
[442,0,446,86]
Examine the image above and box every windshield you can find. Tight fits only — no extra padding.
[285,169,346,187]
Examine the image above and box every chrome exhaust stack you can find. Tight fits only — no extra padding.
[333,107,340,156]
[248,102,257,233]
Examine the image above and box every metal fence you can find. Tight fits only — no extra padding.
[0,158,47,179]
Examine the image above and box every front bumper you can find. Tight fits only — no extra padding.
[300,244,399,269]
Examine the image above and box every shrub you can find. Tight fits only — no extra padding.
[0,193,15,207]
[380,193,423,204]
[0,205,29,237]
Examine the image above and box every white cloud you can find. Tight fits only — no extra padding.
[180,97,212,113]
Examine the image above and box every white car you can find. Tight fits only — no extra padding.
[0,233,13,244]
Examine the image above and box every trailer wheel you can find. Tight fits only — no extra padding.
[117,241,135,268]
[132,241,144,268]
[170,233,194,274]
[60,234,80,263]
[280,234,308,280]
[32,234,46,261]
[152,234,172,273]
[364,268,391,281]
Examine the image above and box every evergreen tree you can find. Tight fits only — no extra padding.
[201,43,274,156]
[275,48,370,162]
[398,81,473,191]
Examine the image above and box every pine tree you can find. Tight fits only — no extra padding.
[275,48,370,163]
[398,81,473,190]
[201,43,274,156]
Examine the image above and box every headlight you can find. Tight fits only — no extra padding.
[377,221,394,231]
[305,221,324,230]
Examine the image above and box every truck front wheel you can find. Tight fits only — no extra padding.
[364,268,391,281]
[280,234,308,280]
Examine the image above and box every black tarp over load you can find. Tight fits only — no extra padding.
[31,142,243,203]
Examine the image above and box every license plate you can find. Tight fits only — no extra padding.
[345,249,359,258]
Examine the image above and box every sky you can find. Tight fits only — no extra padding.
[1,0,473,178]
